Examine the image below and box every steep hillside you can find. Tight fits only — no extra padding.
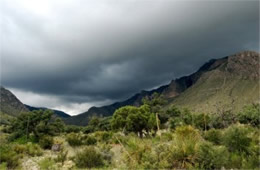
[0,86,29,116]
[0,86,71,119]
[170,51,259,113]
[66,51,259,126]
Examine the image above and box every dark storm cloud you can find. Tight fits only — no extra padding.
[1,0,259,114]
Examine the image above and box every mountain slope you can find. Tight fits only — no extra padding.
[170,51,259,113]
[66,51,259,126]
[0,86,71,119]
[0,86,29,116]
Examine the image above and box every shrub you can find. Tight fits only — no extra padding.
[39,135,54,149]
[193,113,211,130]
[64,125,81,133]
[98,144,113,166]
[0,163,7,170]
[12,144,27,154]
[238,104,260,127]
[94,131,113,143]
[165,105,182,117]
[66,133,83,146]
[38,157,56,170]
[204,128,222,145]
[73,146,104,168]
[25,143,43,156]
[84,136,97,145]
[54,149,68,165]
[160,132,173,142]
[196,142,229,169]
[122,137,157,169]
[12,143,42,157]
[169,117,184,129]
[167,126,202,169]
[0,144,20,168]
[223,124,251,153]
[111,133,128,145]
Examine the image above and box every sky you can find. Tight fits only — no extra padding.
[0,0,259,115]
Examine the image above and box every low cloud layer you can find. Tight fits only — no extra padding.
[1,0,259,115]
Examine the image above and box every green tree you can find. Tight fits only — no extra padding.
[8,110,58,141]
[111,105,154,137]
[142,92,166,131]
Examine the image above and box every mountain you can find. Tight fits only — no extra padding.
[168,51,259,113]
[25,105,71,118]
[66,51,259,126]
[0,86,70,119]
[0,86,29,116]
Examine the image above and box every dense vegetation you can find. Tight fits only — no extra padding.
[0,94,259,169]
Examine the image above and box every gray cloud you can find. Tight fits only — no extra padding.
[1,0,259,115]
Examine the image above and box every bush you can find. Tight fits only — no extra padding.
[223,124,251,153]
[111,133,129,145]
[64,125,82,133]
[0,144,20,168]
[84,136,97,145]
[204,129,222,145]
[66,133,83,146]
[54,149,68,165]
[12,143,42,157]
[26,143,43,156]
[73,146,104,168]
[169,117,184,129]
[122,137,157,169]
[167,126,202,169]
[0,163,7,170]
[193,113,211,130]
[196,142,229,169]
[238,104,260,127]
[39,135,54,149]
[94,131,113,143]
[38,157,56,170]
[12,144,27,154]
[160,132,173,142]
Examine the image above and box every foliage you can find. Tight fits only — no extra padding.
[73,146,104,168]
[196,142,229,169]
[54,148,68,165]
[122,137,157,169]
[12,142,43,156]
[203,128,222,145]
[0,144,20,168]
[165,105,182,117]
[94,131,113,143]
[193,113,211,130]
[25,143,43,156]
[38,157,56,170]
[66,133,83,146]
[84,135,97,145]
[142,92,166,113]
[39,135,54,149]
[0,163,7,170]
[238,104,260,127]
[167,125,202,169]
[223,124,251,153]
[111,105,155,136]
[64,125,81,133]
[8,110,63,142]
